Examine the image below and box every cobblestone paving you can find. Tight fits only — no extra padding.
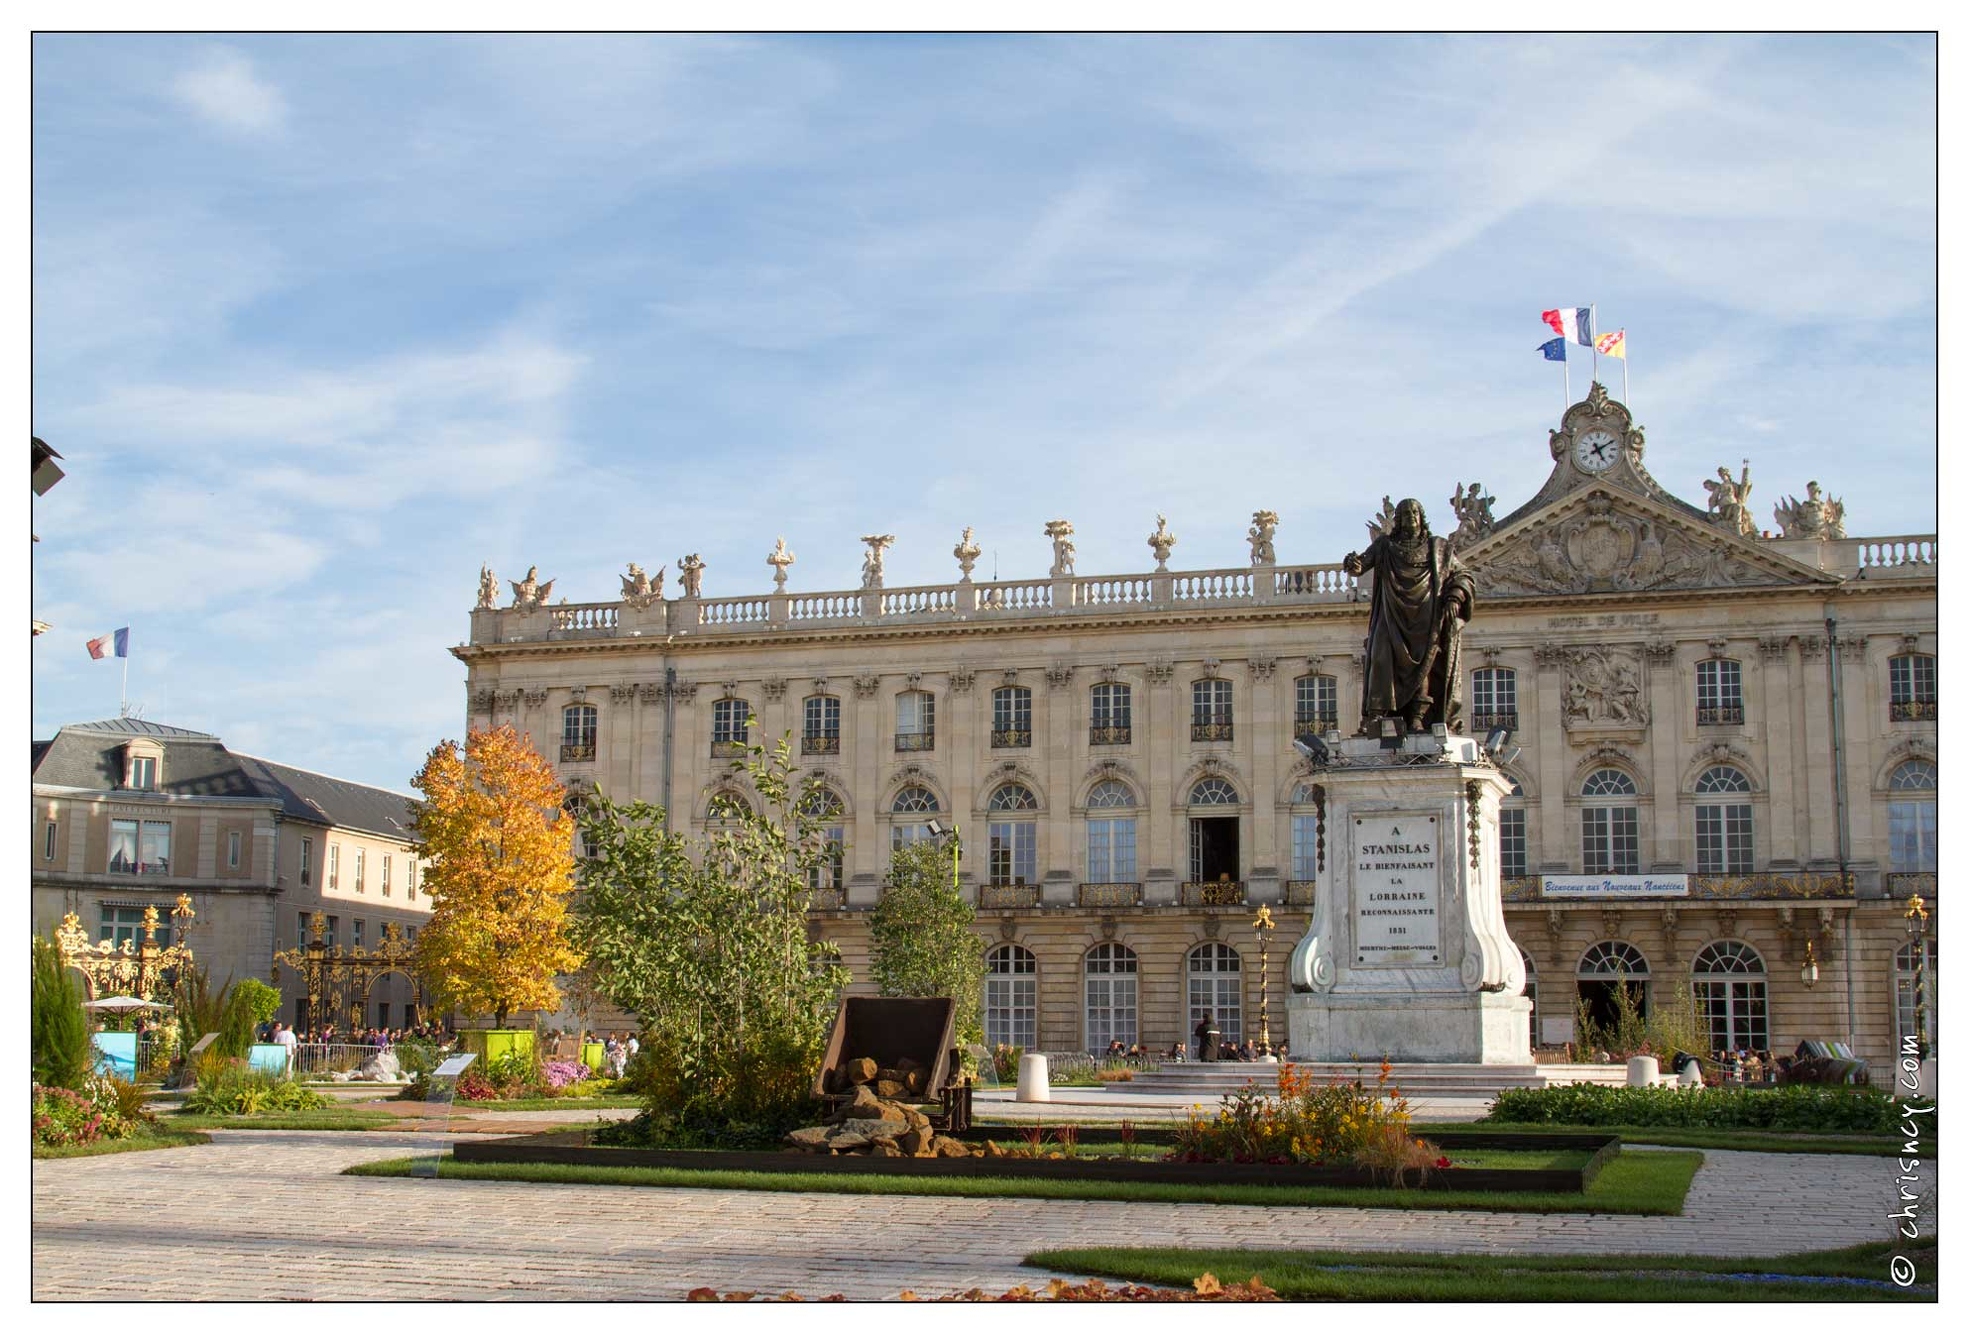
[32,1131,1900,1301]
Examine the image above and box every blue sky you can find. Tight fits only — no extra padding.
[30,33,1937,794]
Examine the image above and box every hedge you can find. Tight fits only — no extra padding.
[1486,1083,1919,1134]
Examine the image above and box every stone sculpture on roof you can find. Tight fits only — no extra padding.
[1703,462,1756,537]
[620,562,664,609]
[860,535,895,590]
[476,564,499,611]
[1449,481,1496,545]
[677,554,705,598]
[1045,520,1076,578]
[1248,510,1278,566]
[1147,514,1176,570]
[509,565,555,610]
[1774,481,1846,540]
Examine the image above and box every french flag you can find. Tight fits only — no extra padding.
[1541,306,1595,346]
[86,628,129,660]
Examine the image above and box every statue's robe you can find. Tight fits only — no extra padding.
[1355,533,1476,731]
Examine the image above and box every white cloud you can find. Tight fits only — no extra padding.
[171,48,287,137]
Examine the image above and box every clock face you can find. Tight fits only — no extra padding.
[1574,429,1620,474]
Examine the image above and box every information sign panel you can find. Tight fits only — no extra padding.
[1351,811,1441,966]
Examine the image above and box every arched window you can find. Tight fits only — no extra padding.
[1694,765,1754,874]
[1191,678,1233,742]
[1499,778,1528,880]
[985,944,1037,1049]
[1888,760,1938,873]
[1289,782,1321,884]
[1472,667,1518,732]
[561,704,598,762]
[1580,768,1639,875]
[706,787,752,826]
[1090,681,1132,745]
[1084,943,1139,1052]
[895,690,935,751]
[1187,777,1241,885]
[800,788,845,891]
[1576,940,1650,1027]
[1695,658,1744,727]
[1889,653,1937,722]
[1188,943,1243,1044]
[802,695,841,756]
[1294,673,1338,738]
[561,792,592,858]
[1691,941,1768,1054]
[992,686,1033,748]
[1084,781,1137,883]
[711,698,751,757]
[988,784,1038,886]
[1189,777,1239,806]
[890,785,941,851]
[1896,939,1938,1053]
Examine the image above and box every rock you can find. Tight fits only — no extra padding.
[904,1069,927,1095]
[841,1084,894,1121]
[821,1067,842,1094]
[900,1108,932,1133]
[842,1116,904,1141]
[897,1128,930,1156]
[357,1050,400,1082]
[983,1141,1004,1158]
[844,1057,878,1085]
[932,1136,970,1158]
[828,1129,870,1152]
[872,1140,902,1157]
[784,1126,832,1152]
[896,1056,923,1076]
[873,1079,908,1100]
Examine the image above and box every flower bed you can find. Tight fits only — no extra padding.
[1487,1083,1915,1133]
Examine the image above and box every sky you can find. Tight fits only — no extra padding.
[28,32,1938,795]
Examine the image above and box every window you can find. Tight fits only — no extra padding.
[1887,760,1938,873]
[992,686,1032,748]
[1696,659,1744,727]
[100,906,170,949]
[381,854,392,897]
[895,691,935,751]
[562,704,598,762]
[1896,939,1938,1052]
[1290,806,1319,883]
[985,945,1037,1049]
[988,785,1038,886]
[802,695,841,755]
[1691,941,1768,1053]
[298,911,310,947]
[890,785,941,850]
[326,915,339,950]
[711,698,751,757]
[1084,781,1137,882]
[1694,766,1754,874]
[43,820,56,861]
[354,919,366,949]
[1084,944,1139,1052]
[109,819,171,875]
[1189,777,1239,807]
[1500,779,1528,879]
[1471,668,1518,732]
[1090,682,1131,744]
[406,862,417,901]
[800,789,846,891]
[1889,654,1937,722]
[1576,940,1650,1027]
[128,755,157,790]
[328,844,340,890]
[1579,769,1639,874]
[227,830,242,870]
[1294,674,1339,738]
[354,848,366,894]
[1188,944,1242,1044]
[300,836,313,887]
[1191,679,1233,742]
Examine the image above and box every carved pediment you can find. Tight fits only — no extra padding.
[1464,489,1836,597]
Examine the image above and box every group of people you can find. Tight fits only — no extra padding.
[267,1022,451,1046]
[1179,1013,1285,1063]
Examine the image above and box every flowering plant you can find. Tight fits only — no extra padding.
[1169,1061,1440,1180]
[541,1060,590,1091]
[33,1084,108,1146]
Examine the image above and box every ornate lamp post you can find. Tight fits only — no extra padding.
[56,893,197,1000]
[1904,895,1931,1060]
[1253,904,1277,1057]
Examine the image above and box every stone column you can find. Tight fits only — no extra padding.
[1646,643,1682,870]
[1144,661,1178,905]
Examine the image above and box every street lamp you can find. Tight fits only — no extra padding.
[1800,940,1819,989]
[1252,904,1277,1057]
[1905,895,1931,1060]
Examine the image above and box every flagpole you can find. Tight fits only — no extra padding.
[120,653,129,717]
[1564,351,1571,407]
[1590,304,1599,384]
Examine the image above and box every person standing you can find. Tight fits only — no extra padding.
[271,1021,298,1072]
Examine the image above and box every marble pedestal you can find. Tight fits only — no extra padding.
[1287,732,1531,1065]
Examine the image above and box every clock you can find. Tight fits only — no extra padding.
[1573,428,1620,474]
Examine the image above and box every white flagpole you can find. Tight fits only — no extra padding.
[120,651,129,717]
[1563,348,1570,407]
[1590,304,1599,385]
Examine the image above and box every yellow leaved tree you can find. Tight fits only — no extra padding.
[410,725,582,1028]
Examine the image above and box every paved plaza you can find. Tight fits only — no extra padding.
[33,1127,1902,1301]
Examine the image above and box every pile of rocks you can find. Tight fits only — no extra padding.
[786,1056,972,1158]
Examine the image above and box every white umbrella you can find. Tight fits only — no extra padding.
[82,996,171,1012]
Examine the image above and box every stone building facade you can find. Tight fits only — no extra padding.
[455,385,1937,1069]
[31,717,432,1031]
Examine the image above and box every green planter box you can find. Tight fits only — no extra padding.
[582,1042,605,1072]
[461,1030,535,1066]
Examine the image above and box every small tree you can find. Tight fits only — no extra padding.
[869,837,984,1044]
[32,936,92,1089]
[411,725,583,1028]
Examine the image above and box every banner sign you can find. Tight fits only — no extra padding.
[1352,811,1442,965]
[1541,874,1689,898]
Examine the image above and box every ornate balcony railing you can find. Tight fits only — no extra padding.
[1191,722,1234,743]
[1077,882,1142,908]
[801,734,841,755]
[1886,872,1937,898]
[1469,710,1518,734]
[1689,872,1852,899]
[807,887,846,910]
[991,728,1032,748]
[559,742,596,763]
[710,740,747,759]
[1089,724,1132,745]
[895,732,935,752]
[1697,705,1745,727]
[978,884,1040,909]
[1180,880,1247,906]
[1293,716,1338,741]
[1891,699,1937,722]
[1501,877,1540,901]
[1284,879,1318,906]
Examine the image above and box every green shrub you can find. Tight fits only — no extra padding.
[182,1068,328,1116]
[33,1084,108,1146]
[1573,978,1710,1065]
[1487,1082,1911,1133]
[31,936,92,1090]
[1171,1063,1439,1178]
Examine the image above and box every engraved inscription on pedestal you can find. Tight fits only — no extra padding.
[1351,812,1441,966]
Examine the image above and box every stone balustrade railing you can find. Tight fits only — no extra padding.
[1767,533,1938,580]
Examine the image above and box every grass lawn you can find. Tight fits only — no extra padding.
[34,1130,212,1160]
[1438,1121,1933,1158]
[1025,1238,1938,1302]
[168,1108,405,1131]
[343,1146,1697,1214]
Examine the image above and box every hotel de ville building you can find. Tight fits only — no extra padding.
[456,385,1937,1072]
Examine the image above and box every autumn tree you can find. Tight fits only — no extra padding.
[411,725,582,1028]
[868,837,983,1044]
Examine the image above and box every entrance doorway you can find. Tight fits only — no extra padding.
[1189,817,1239,882]
[1575,940,1650,1032]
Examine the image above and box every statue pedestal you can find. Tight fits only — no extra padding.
[1287,733,1531,1064]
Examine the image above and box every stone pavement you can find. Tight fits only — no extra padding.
[32,1130,1901,1301]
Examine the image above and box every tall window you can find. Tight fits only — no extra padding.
[1889,653,1937,722]
[1887,760,1938,873]
[711,699,751,757]
[890,785,941,850]
[992,686,1033,748]
[109,819,172,876]
[1188,944,1243,1044]
[1896,939,1939,1052]
[354,919,366,949]
[896,691,935,751]
[128,755,157,789]
[984,944,1038,1049]
[227,830,241,869]
[381,854,392,897]
[44,820,57,862]
[300,836,313,887]
[1696,659,1744,726]
[1191,679,1233,742]
[988,784,1038,886]
[1090,682,1132,744]
[354,848,366,894]
[1289,783,1320,883]
[1499,779,1528,879]
[562,704,598,762]
[1294,673,1338,738]
[328,843,340,890]
[1084,780,1137,882]
[801,788,846,891]
[802,695,841,755]
[406,861,417,901]
[1691,941,1768,1053]
[1471,668,1518,731]
[100,906,171,949]
[1084,944,1139,1052]
[1694,766,1754,874]
[1579,769,1640,874]
[1576,940,1650,1026]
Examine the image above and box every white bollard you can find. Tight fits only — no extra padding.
[1680,1066,1703,1089]
[1016,1053,1051,1102]
[1626,1054,1659,1088]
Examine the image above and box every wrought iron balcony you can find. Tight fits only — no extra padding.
[1886,871,1937,898]
[1076,882,1142,907]
[1180,880,1247,907]
[710,740,748,759]
[1469,710,1518,734]
[1089,724,1132,745]
[1891,699,1938,722]
[807,887,846,910]
[895,732,935,752]
[1284,880,1318,906]
[801,734,841,756]
[559,742,596,763]
[1293,716,1338,741]
[1696,705,1745,727]
[991,728,1032,748]
[1191,722,1234,743]
[978,883,1040,908]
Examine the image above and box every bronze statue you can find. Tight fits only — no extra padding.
[1342,498,1476,734]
